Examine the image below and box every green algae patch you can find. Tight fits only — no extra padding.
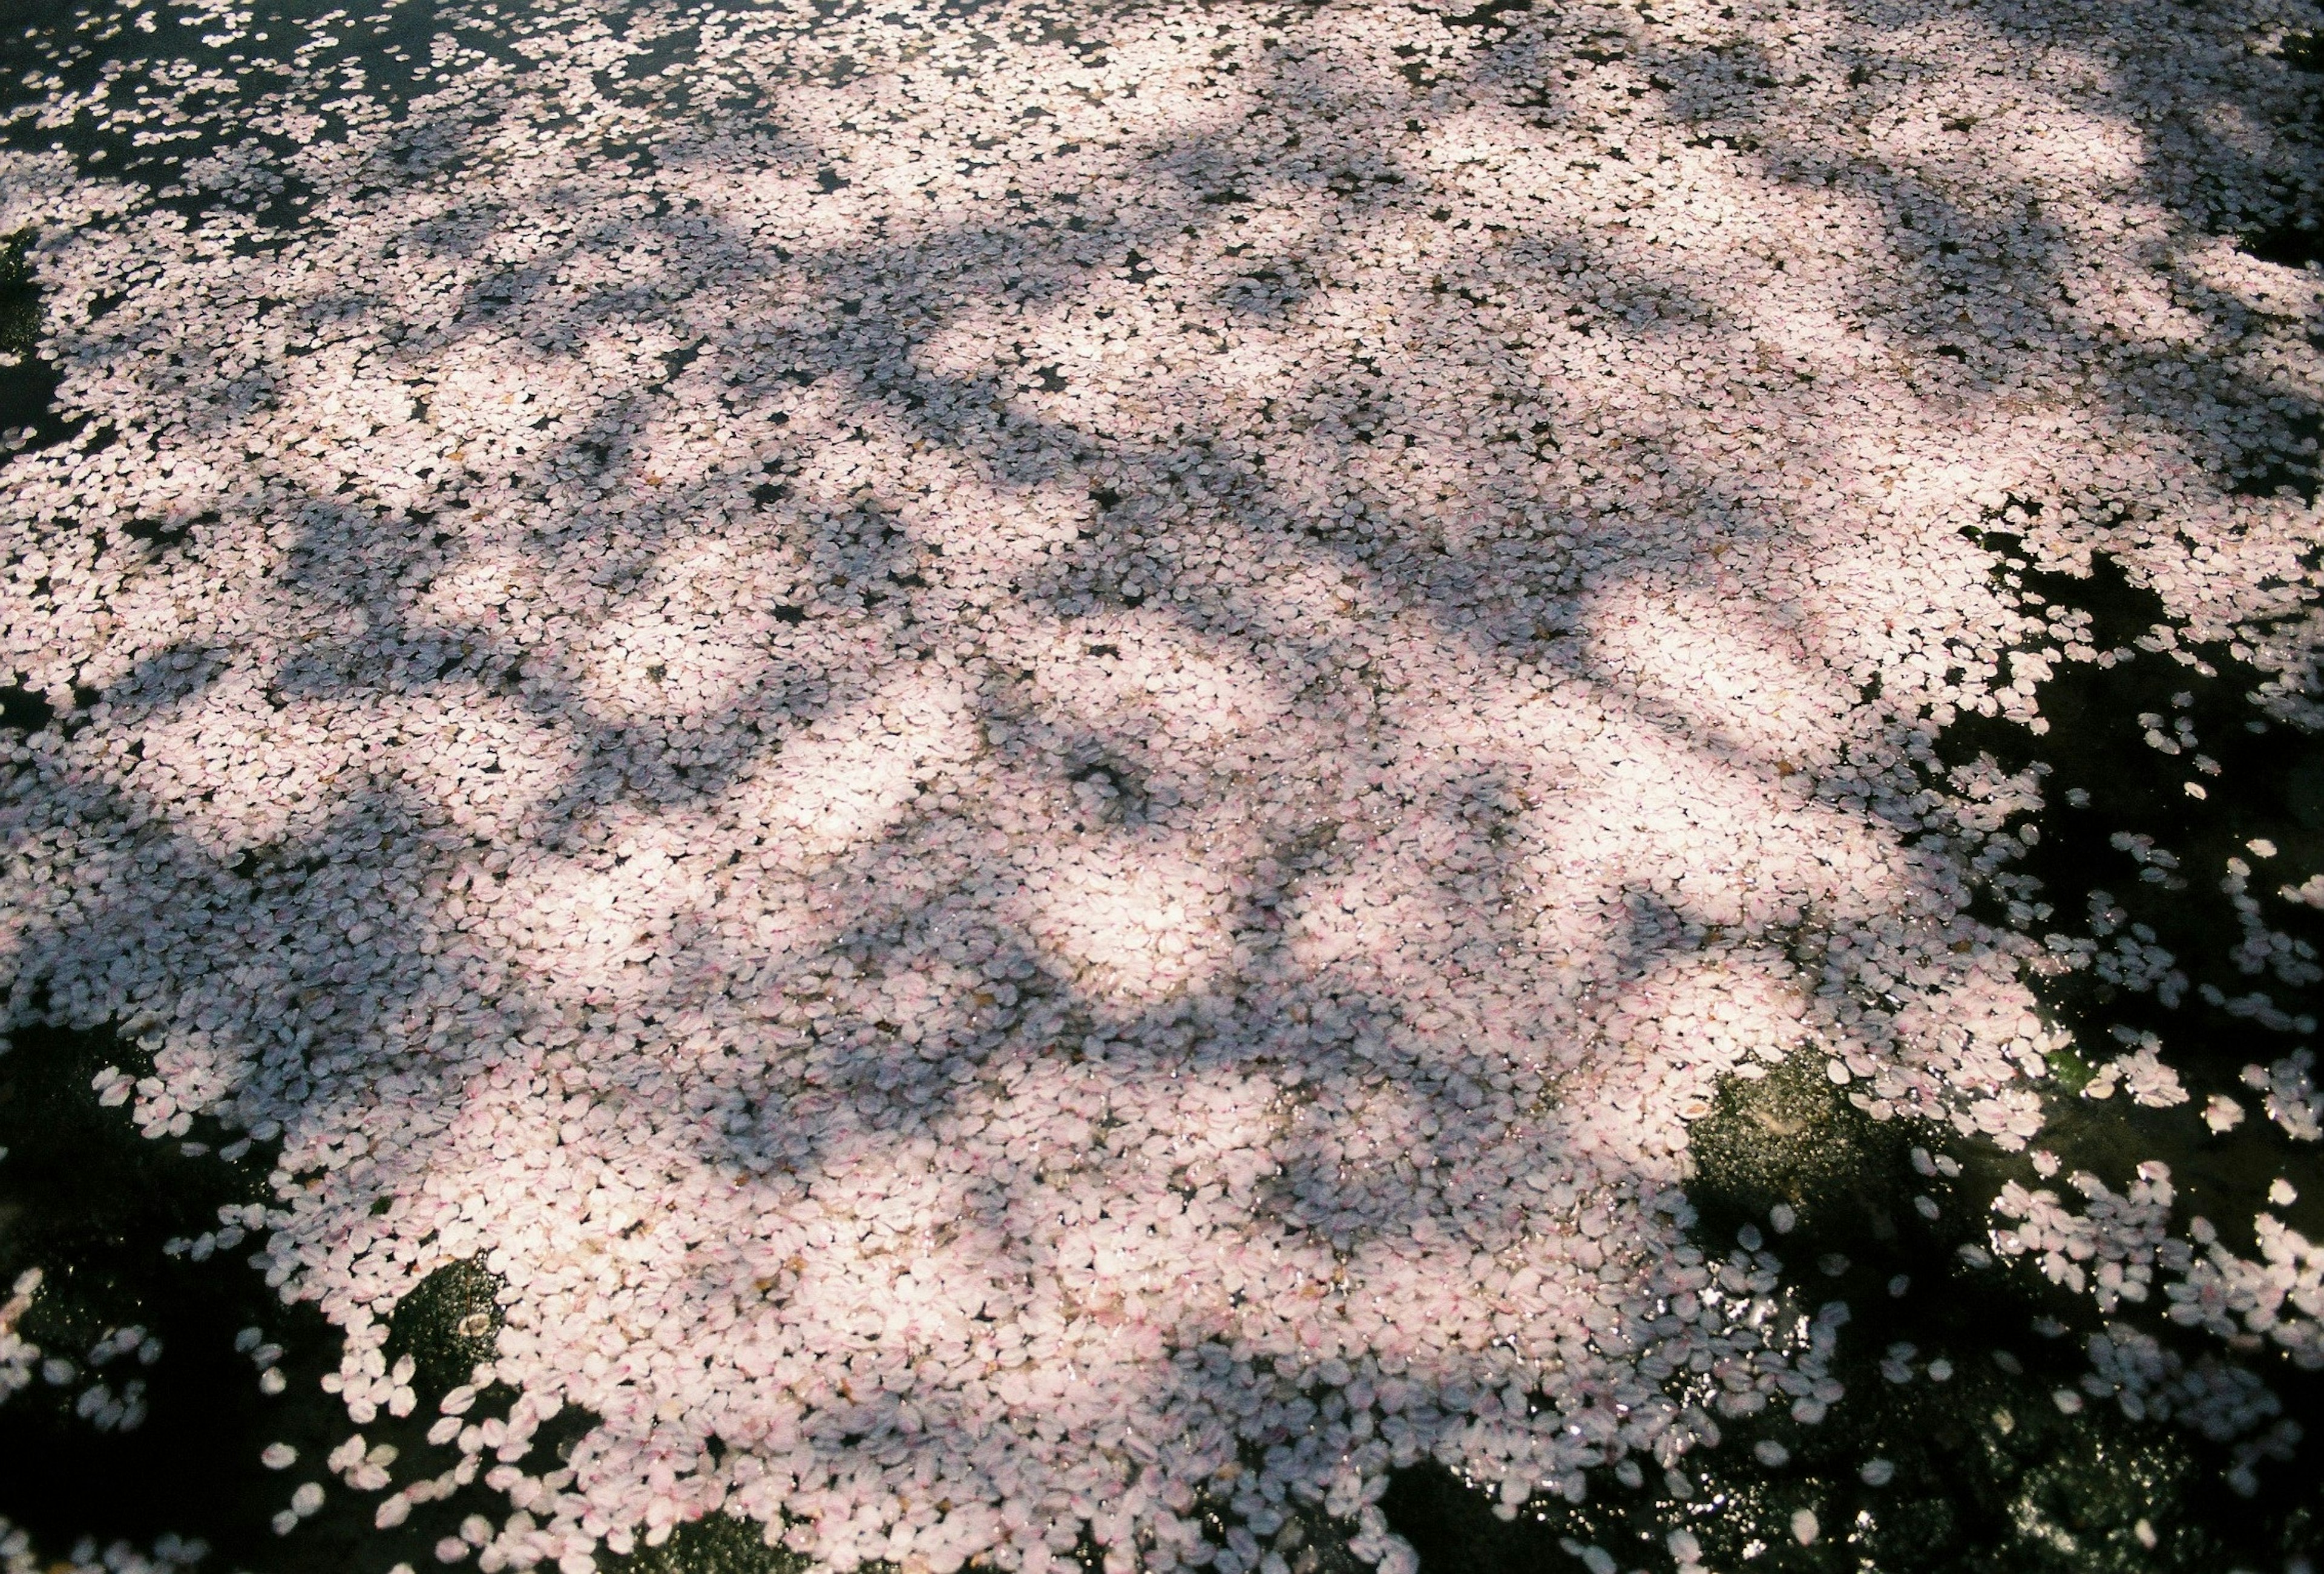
[384,1256,507,1394]
[1682,1049,1926,1251]
[600,1515,819,1574]
[1384,1274,2306,1574]
[0,229,38,359]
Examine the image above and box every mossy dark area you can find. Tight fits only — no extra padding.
[1684,1050,1927,1251]
[1374,535,2324,1573]
[384,1256,507,1396]
[0,1022,594,1572]
[0,226,67,453]
[1939,531,2324,1250]
[1371,1030,2323,1573]
[0,1020,297,1559]
[600,1517,812,1574]
[1385,1346,2314,1573]
[0,229,37,356]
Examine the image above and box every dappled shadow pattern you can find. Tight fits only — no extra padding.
[1,0,2322,1569]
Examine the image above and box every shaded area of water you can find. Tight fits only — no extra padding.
[0,229,71,461]
[0,1020,598,1572]
[1385,1049,2323,1572]
[0,1020,289,1557]
[1938,532,2324,1253]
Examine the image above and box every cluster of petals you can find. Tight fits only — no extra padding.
[2076,1322,2303,1497]
[1997,1162,2324,1381]
[0,1523,208,1574]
